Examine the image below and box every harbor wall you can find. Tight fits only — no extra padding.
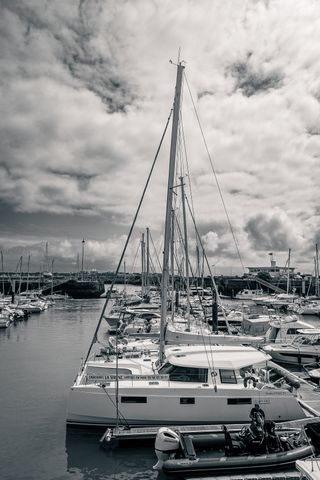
[0,273,318,298]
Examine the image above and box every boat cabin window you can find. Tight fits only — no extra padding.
[227,398,252,405]
[121,396,147,403]
[158,363,208,383]
[180,397,195,405]
[219,369,237,384]
[293,335,320,345]
[266,326,279,342]
[286,328,300,335]
[300,336,320,345]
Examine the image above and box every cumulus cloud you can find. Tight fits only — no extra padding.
[201,231,219,254]
[228,59,283,97]
[1,0,320,271]
[0,236,142,272]
[245,209,305,251]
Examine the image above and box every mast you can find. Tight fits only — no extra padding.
[45,242,49,272]
[1,250,4,297]
[315,244,319,296]
[51,258,54,295]
[159,62,184,362]
[286,248,291,294]
[170,209,175,321]
[141,232,145,297]
[76,252,80,279]
[18,255,23,295]
[196,244,200,281]
[38,264,41,291]
[180,175,190,323]
[146,227,150,298]
[123,260,127,300]
[201,249,205,290]
[81,239,85,281]
[26,254,30,293]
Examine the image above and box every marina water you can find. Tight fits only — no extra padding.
[1,296,319,480]
[0,298,157,480]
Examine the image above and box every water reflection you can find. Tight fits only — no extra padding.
[65,430,159,480]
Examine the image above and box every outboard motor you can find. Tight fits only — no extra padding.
[153,427,180,470]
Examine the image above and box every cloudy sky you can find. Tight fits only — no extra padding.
[1,0,320,274]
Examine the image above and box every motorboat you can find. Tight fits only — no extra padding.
[154,420,320,477]
[303,363,320,385]
[255,293,300,310]
[243,314,314,342]
[264,316,314,343]
[252,293,299,309]
[16,302,43,314]
[263,329,320,365]
[44,293,69,301]
[292,300,320,316]
[16,291,49,312]
[235,289,264,300]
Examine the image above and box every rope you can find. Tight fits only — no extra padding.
[149,230,162,272]
[184,72,246,275]
[82,108,173,367]
[184,195,232,334]
[129,239,141,275]
[173,213,218,378]
[100,385,131,428]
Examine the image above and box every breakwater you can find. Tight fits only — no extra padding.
[0,271,317,298]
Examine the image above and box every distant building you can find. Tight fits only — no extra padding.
[246,253,295,278]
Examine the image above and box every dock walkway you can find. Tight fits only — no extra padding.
[100,369,320,447]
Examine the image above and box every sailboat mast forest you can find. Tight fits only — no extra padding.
[66,62,307,428]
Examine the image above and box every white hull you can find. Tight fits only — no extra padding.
[295,307,320,315]
[235,289,264,300]
[67,383,305,427]
[165,325,263,346]
[265,350,320,366]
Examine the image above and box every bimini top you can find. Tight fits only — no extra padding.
[164,345,271,370]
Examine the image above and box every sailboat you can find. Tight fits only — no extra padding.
[66,62,307,428]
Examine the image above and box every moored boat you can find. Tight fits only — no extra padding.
[67,344,306,427]
[154,420,320,477]
[67,62,308,430]
[235,288,264,300]
[263,329,320,365]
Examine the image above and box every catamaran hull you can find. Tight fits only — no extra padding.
[66,385,306,427]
